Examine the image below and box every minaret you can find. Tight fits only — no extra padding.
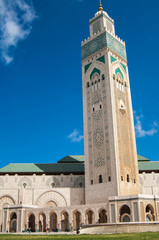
[81,2,140,204]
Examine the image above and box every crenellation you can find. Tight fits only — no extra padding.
[0,3,157,234]
[81,28,125,47]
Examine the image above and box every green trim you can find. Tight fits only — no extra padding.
[115,68,123,79]
[111,56,117,63]
[0,162,84,173]
[90,68,101,80]
[96,56,105,64]
[85,62,92,73]
[138,154,150,162]
[89,13,114,25]
[138,161,159,171]
[81,32,127,61]
[58,155,84,163]
[1,154,156,174]
[120,63,127,73]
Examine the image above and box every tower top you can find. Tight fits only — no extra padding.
[99,1,103,12]
[88,1,115,38]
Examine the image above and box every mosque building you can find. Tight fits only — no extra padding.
[0,1,159,233]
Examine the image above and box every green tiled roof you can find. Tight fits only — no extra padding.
[137,154,150,162]
[58,155,84,163]
[0,163,84,174]
[0,154,158,174]
[138,162,159,171]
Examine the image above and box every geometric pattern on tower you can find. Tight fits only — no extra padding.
[82,32,127,60]
[96,55,105,63]
[115,68,124,80]
[90,68,101,80]
[85,62,92,73]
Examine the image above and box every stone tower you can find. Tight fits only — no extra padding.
[81,2,140,204]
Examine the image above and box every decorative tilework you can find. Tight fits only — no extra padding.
[93,127,104,147]
[90,68,101,80]
[92,110,102,122]
[85,62,92,73]
[111,56,117,63]
[82,32,127,60]
[120,62,127,73]
[115,68,123,80]
[94,155,105,167]
[107,33,126,60]
[96,55,105,63]
[91,92,102,104]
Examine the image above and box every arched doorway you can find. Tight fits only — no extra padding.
[99,209,107,223]
[50,212,57,232]
[28,214,35,232]
[119,205,131,222]
[73,211,81,230]
[61,212,69,231]
[145,204,155,221]
[38,213,46,232]
[86,210,94,224]
[10,212,17,232]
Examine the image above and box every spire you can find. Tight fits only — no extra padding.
[99,0,103,12]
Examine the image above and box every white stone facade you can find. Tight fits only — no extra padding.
[0,5,158,233]
[0,172,159,232]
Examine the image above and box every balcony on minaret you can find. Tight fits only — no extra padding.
[89,10,115,36]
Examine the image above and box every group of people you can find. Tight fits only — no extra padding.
[6,227,80,234]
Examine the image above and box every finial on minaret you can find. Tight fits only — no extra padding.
[99,0,103,11]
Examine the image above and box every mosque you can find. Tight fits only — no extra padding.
[0,1,159,233]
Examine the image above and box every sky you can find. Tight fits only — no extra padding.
[0,0,159,168]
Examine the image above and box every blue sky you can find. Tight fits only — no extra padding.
[0,0,159,168]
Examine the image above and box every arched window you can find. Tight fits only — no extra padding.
[99,175,103,183]
[23,183,27,188]
[145,204,155,221]
[79,182,83,188]
[127,174,130,182]
[120,205,131,222]
[51,182,55,188]
[99,209,107,223]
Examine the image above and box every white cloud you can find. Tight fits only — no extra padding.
[134,112,158,138]
[0,0,36,64]
[67,129,84,143]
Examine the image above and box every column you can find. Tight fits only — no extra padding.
[81,209,85,226]
[46,212,49,230]
[68,211,72,232]
[57,211,61,232]
[94,209,98,224]
[3,210,8,232]
[17,210,22,232]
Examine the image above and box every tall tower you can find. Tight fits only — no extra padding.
[82,2,140,204]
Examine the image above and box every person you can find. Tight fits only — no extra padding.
[6,228,8,233]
